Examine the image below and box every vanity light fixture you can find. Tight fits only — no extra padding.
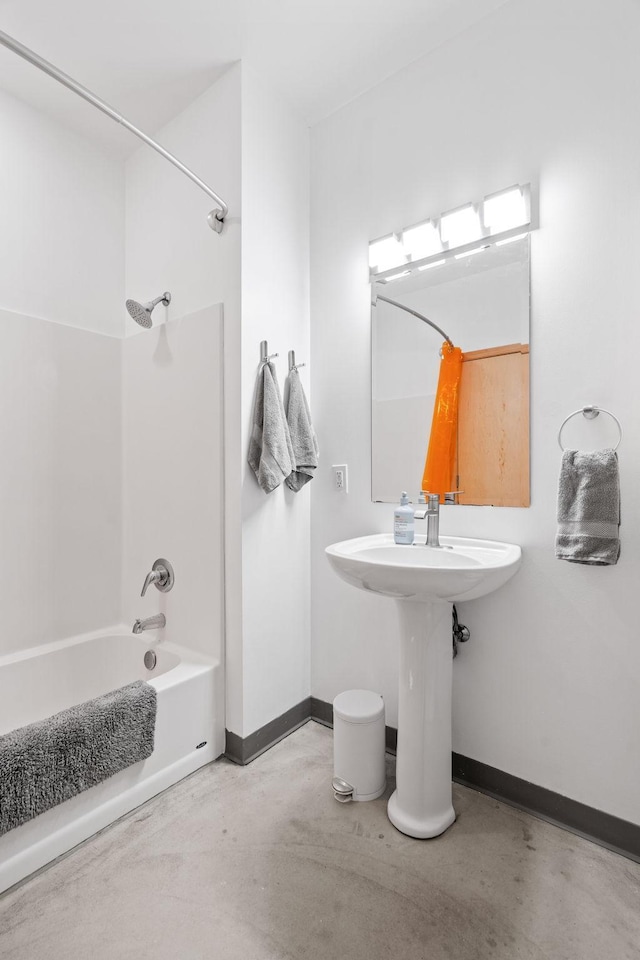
[402,220,442,261]
[483,185,528,234]
[368,233,405,273]
[439,203,482,248]
[369,183,532,282]
[496,232,528,247]
[455,246,486,260]
[384,270,411,282]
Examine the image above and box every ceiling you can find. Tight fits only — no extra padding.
[0,0,511,157]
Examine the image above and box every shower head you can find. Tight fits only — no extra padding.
[126,292,171,328]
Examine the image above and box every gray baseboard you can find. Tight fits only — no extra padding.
[225,698,312,766]
[310,696,640,864]
[451,753,640,864]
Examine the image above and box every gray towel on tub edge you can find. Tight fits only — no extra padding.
[0,680,157,836]
[555,448,620,565]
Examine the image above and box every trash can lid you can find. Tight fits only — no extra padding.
[333,689,384,724]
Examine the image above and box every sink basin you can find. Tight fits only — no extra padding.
[326,533,521,602]
[325,531,522,840]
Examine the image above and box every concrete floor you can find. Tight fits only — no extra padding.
[1,722,639,960]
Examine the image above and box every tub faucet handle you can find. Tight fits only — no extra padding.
[140,558,174,597]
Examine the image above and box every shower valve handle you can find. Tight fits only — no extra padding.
[140,558,175,597]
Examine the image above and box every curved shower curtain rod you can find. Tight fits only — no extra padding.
[372,291,454,349]
[0,29,228,232]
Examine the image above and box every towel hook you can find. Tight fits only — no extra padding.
[558,405,623,451]
[288,349,306,373]
[260,340,279,365]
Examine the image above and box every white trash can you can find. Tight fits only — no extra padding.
[332,689,386,802]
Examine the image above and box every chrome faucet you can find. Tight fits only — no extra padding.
[414,493,443,548]
[425,493,441,547]
[132,613,166,635]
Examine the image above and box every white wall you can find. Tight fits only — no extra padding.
[0,87,125,658]
[310,0,640,824]
[124,65,242,756]
[236,65,311,737]
[0,87,124,337]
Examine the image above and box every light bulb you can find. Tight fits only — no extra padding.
[439,204,481,248]
[402,221,441,261]
[369,234,405,272]
[483,187,528,234]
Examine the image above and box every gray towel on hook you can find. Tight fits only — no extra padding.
[555,449,620,565]
[285,368,319,492]
[248,361,295,493]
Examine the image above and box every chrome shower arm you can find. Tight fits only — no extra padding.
[0,29,228,232]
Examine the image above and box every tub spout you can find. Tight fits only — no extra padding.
[132,613,166,635]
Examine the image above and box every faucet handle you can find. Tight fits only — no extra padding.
[140,558,174,597]
[141,569,160,597]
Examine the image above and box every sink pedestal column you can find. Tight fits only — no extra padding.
[387,599,456,839]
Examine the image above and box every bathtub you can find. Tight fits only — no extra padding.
[0,626,221,893]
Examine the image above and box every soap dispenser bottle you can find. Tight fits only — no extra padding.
[394,492,415,545]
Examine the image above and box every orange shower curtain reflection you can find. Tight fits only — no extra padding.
[421,343,463,503]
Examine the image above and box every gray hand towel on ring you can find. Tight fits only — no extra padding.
[285,368,319,492]
[248,361,295,493]
[555,448,620,564]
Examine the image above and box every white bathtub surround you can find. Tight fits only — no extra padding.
[0,625,219,894]
[0,300,226,886]
[0,308,122,659]
[122,304,225,667]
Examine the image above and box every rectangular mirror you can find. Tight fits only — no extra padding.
[371,236,530,506]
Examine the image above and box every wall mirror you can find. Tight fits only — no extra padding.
[371,236,530,506]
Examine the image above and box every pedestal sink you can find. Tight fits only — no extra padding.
[325,533,521,839]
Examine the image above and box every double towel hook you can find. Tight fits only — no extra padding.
[259,341,307,372]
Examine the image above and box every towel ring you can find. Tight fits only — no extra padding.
[557,406,623,451]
